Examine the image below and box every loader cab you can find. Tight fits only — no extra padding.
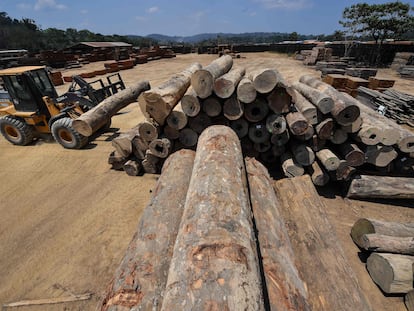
[0,66,58,118]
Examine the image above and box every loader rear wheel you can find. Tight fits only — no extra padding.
[0,116,34,146]
[51,117,88,149]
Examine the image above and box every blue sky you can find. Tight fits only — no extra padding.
[1,0,413,36]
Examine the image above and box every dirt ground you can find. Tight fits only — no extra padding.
[0,52,413,310]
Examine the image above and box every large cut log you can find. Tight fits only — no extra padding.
[342,116,362,133]
[289,88,318,125]
[202,96,222,117]
[100,149,196,311]
[361,234,414,255]
[280,152,304,177]
[213,67,245,98]
[245,158,310,311]
[244,98,269,122]
[191,55,233,98]
[351,218,414,248]
[223,95,244,120]
[161,126,264,311]
[292,82,333,114]
[366,252,414,294]
[73,80,150,136]
[111,126,140,158]
[347,175,414,200]
[237,77,257,103]
[180,86,201,117]
[267,87,292,114]
[316,148,340,171]
[142,63,201,125]
[273,175,373,311]
[248,68,281,94]
[294,124,314,141]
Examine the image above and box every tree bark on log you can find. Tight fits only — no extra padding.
[191,55,233,98]
[101,149,196,311]
[181,86,201,117]
[316,149,340,171]
[289,88,318,125]
[202,96,222,117]
[142,150,160,174]
[361,234,414,255]
[347,175,414,199]
[245,158,311,311]
[161,126,264,311]
[244,98,269,122]
[351,218,414,248]
[237,77,257,103]
[294,124,315,141]
[132,135,149,160]
[213,67,246,99]
[366,253,414,294]
[273,175,373,311]
[292,82,333,114]
[248,68,281,94]
[143,63,201,125]
[223,95,244,120]
[73,80,150,136]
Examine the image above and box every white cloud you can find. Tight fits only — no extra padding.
[146,6,159,14]
[17,3,32,10]
[34,0,67,11]
[254,0,311,10]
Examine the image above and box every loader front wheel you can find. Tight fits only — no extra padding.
[0,115,34,146]
[51,117,88,149]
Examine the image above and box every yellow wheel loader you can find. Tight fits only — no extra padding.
[0,66,124,149]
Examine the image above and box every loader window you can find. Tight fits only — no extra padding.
[31,70,56,98]
[7,75,31,100]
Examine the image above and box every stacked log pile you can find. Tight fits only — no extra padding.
[303,47,333,65]
[105,56,414,187]
[101,126,372,311]
[351,218,414,309]
[391,52,414,70]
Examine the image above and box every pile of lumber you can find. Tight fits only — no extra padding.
[351,218,414,310]
[316,61,347,76]
[399,66,414,80]
[391,52,414,70]
[345,67,378,80]
[103,56,414,184]
[303,47,333,65]
[100,126,372,311]
[357,86,414,126]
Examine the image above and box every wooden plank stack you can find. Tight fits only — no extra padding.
[351,218,414,308]
[105,56,414,188]
[345,67,378,80]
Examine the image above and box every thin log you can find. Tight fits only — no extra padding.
[188,112,212,134]
[289,88,318,125]
[248,123,270,144]
[280,152,304,177]
[266,114,287,135]
[308,160,330,186]
[181,87,201,117]
[4,293,92,308]
[248,68,281,94]
[149,138,172,158]
[178,128,198,147]
[267,87,292,114]
[245,158,311,311]
[142,150,160,174]
[191,55,233,98]
[361,234,414,255]
[244,98,269,122]
[286,112,309,136]
[273,175,373,311]
[316,149,340,171]
[138,121,158,142]
[73,80,150,136]
[161,126,264,311]
[347,175,414,200]
[143,63,201,125]
[108,151,128,170]
[292,82,333,114]
[101,150,196,311]
[338,143,365,167]
[315,118,334,140]
[223,95,244,120]
[213,67,245,98]
[131,135,148,160]
[230,118,249,138]
[123,159,142,176]
[166,104,187,130]
[367,253,414,294]
[202,96,222,117]
[291,143,315,166]
[237,77,257,103]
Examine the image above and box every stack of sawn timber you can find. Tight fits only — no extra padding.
[351,218,414,310]
[100,125,372,311]
[106,55,414,185]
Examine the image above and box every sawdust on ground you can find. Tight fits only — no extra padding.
[0,52,413,310]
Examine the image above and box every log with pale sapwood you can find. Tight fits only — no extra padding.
[361,234,414,255]
[149,138,172,158]
[161,126,264,311]
[315,117,334,140]
[191,55,233,98]
[289,88,318,125]
[73,80,150,136]
[108,151,128,170]
[342,116,362,133]
[294,124,315,142]
[101,149,195,311]
[364,145,398,167]
[406,290,414,311]
[248,68,280,94]
[292,81,333,114]
[213,67,246,98]
[180,86,201,117]
[237,77,257,103]
[316,148,340,171]
[286,112,309,136]
[138,121,159,142]
[166,104,187,130]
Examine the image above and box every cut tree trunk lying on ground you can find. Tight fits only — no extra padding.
[289,88,318,125]
[191,55,233,98]
[350,218,414,249]
[214,67,246,99]
[366,252,414,294]
[101,149,196,311]
[237,77,257,103]
[142,63,201,125]
[245,157,310,311]
[273,175,372,311]
[248,68,281,94]
[292,81,333,114]
[73,80,150,136]
[161,126,264,311]
[361,234,414,255]
[347,175,414,199]
[180,86,201,117]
